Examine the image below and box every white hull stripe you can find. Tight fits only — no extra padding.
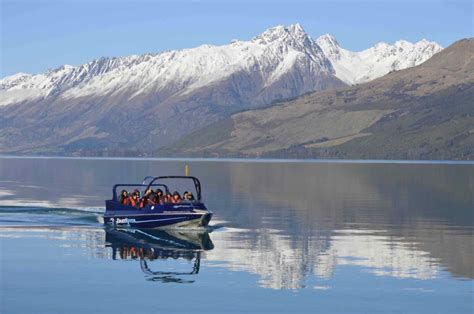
[123,217,200,224]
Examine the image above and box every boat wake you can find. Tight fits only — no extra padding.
[0,205,104,228]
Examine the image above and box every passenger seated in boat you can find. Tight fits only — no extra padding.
[182,191,195,202]
[119,190,131,205]
[145,192,157,205]
[137,189,154,208]
[130,190,140,207]
[164,192,173,203]
[186,192,195,201]
[138,196,146,209]
[171,191,182,204]
[155,189,164,204]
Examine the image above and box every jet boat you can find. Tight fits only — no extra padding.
[104,176,213,229]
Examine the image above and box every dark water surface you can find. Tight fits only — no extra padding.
[0,157,473,313]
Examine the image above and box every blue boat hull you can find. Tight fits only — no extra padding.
[104,200,213,229]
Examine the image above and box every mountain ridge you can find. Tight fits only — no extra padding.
[159,38,474,160]
[316,34,442,84]
[1,24,442,108]
[0,24,445,155]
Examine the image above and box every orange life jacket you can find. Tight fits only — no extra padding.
[171,197,181,204]
[121,197,131,206]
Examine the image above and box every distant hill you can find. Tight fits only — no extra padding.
[161,39,474,160]
[0,24,442,156]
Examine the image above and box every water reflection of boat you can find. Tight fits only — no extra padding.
[105,227,213,283]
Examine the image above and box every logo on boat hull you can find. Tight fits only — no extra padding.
[115,218,136,224]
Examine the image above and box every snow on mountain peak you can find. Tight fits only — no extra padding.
[0,72,32,87]
[414,39,442,50]
[316,34,339,46]
[417,38,435,46]
[287,23,306,36]
[394,40,411,48]
[252,23,312,48]
[316,34,341,60]
[320,37,443,84]
[373,42,390,50]
[0,24,443,107]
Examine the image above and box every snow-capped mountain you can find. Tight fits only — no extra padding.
[316,34,443,84]
[0,24,442,108]
[0,24,338,107]
[0,24,346,154]
[0,24,442,154]
[0,56,151,106]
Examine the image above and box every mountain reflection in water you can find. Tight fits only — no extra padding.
[1,223,463,290]
[207,228,447,290]
[217,162,473,284]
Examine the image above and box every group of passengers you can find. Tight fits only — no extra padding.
[118,188,195,208]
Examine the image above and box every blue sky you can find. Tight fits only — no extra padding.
[1,0,472,77]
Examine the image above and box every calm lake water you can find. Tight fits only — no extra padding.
[0,157,473,313]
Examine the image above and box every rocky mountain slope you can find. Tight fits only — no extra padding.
[162,39,474,160]
[0,24,442,155]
